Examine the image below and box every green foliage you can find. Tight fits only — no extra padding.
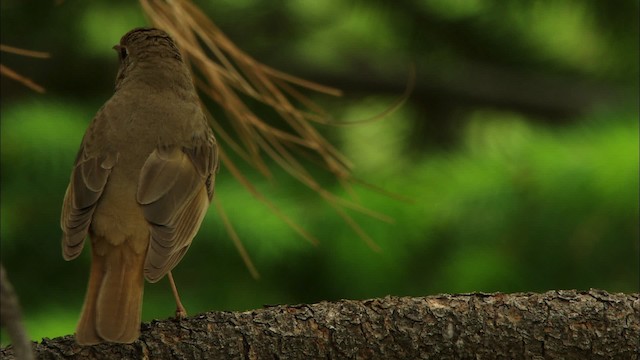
[0,0,637,345]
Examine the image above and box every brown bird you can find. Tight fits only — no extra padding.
[60,27,218,345]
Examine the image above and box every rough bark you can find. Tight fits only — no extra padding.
[1,290,638,359]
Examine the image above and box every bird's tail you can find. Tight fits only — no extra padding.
[75,239,146,345]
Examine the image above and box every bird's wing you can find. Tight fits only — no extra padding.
[61,119,118,260]
[137,131,217,283]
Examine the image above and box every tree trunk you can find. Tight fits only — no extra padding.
[1,290,638,359]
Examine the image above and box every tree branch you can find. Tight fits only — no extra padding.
[1,290,637,359]
[0,263,35,360]
[282,60,621,119]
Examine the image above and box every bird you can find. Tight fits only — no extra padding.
[60,27,218,345]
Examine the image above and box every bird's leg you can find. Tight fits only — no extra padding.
[167,271,187,319]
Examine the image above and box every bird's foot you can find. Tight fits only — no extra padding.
[174,305,187,320]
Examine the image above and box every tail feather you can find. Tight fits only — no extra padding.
[75,252,104,345]
[75,239,145,345]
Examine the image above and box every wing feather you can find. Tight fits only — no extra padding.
[61,147,116,260]
[138,133,217,282]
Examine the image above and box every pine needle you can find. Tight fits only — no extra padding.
[0,45,49,93]
[139,0,405,274]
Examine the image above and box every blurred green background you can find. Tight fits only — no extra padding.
[1,0,638,344]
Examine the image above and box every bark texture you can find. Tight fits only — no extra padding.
[1,290,638,359]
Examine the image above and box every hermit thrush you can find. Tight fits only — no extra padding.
[60,27,218,345]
